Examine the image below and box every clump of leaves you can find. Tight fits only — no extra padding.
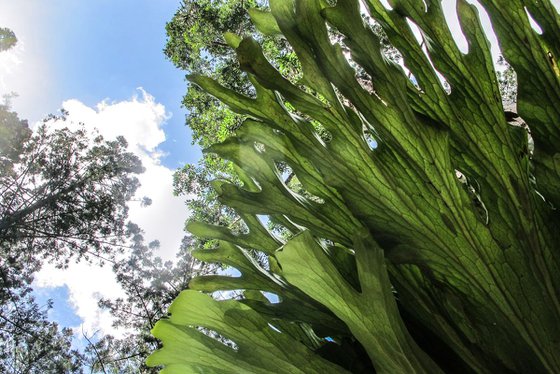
[151,0,560,373]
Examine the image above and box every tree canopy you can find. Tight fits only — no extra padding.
[0,28,17,52]
[0,103,146,371]
[0,116,144,271]
[89,225,215,373]
[151,0,560,373]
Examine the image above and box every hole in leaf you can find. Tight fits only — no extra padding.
[496,56,518,107]
[268,323,282,333]
[364,131,378,150]
[368,19,402,65]
[311,120,333,143]
[256,214,290,242]
[282,168,326,205]
[525,7,543,35]
[442,0,469,54]
[262,292,281,304]
[254,210,293,242]
[254,141,266,153]
[212,289,244,301]
[267,213,298,240]
[197,327,239,351]
[247,249,270,270]
[256,214,270,226]
[275,161,291,181]
[217,267,242,278]
[232,217,250,235]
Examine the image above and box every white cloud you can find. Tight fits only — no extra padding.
[35,90,188,337]
[0,41,24,91]
[0,1,56,122]
[62,89,168,157]
[45,89,187,260]
[35,262,124,337]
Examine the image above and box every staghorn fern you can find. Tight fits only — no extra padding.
[149,0,560,373]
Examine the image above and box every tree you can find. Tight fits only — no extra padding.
[166,0,307,249]
[0,289,83,373]
[0,28,17,52]
[497,55,517,107]
[165,0,259,148]
[0,103,31,174]
[80,224,216,373]
[0,26,160,373]
[150,0,560,373]
[0,32,89,372]
[0,106,145,372]
[0,116,144,270]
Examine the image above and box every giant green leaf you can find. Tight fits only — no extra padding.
[152,0,560,372]
[277,230,441,373]
[147,291,348,373]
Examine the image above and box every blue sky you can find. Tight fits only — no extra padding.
[34,285,83,327]
[0,0,200,168]
[0,0,199,340]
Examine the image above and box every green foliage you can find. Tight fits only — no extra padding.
[164,0,258,147]
[166,0,306,247]
[165,0,300,148]
[153,0,560,373]
[0,291,83,373]
[0,107,146,371]
[165,1,266,262]
[0,108,143,290]
[0,27,17,52]
[91,226,216,373]
[0,121,144,270]
[0,104,30,174]
[147,290,347,374]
